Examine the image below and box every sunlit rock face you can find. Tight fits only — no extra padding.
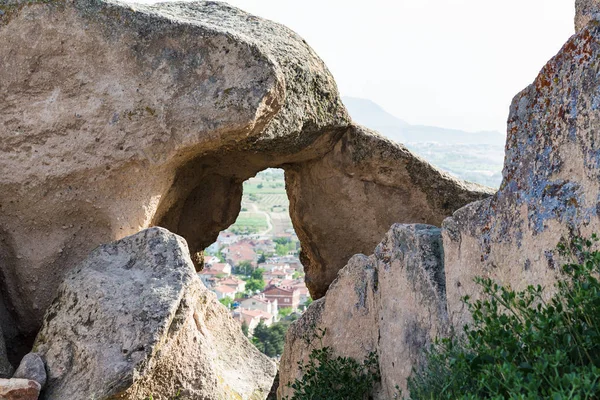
[33,227,276,400]
[444,18,600,327]
[278,224,448,399]
[0,0,488,353]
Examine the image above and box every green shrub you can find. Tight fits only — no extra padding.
[285,329,380,400]
[407,235,600,399]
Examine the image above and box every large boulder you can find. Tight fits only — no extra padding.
[0,0,347,342]
[286,125,492,298]
[278,224,448,399]
[443,19,600,327]
[0,0,489,349]
[32,227,276,400]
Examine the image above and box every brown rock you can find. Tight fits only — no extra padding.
[33,228,276,400]
[287,125,493,298]
[278,224,448,399]
[0,0,347,343]
[0,0,489,350]
[0,378,41,400]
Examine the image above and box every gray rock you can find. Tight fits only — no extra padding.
[576,0,600,31]
[443,18,600,328]
[278,224,448,399]
[13,353,45,388]
[33,227,276,400]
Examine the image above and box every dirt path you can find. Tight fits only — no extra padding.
[250,203,273,235]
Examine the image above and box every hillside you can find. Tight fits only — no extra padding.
[343,96,505,187]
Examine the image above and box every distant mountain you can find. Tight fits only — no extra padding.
[342,96,506,146]
[342,96,505,188]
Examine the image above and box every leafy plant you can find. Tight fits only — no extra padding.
[407,235,600,399]
[285,328,380,400]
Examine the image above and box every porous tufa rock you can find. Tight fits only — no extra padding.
[278,224,448,399]
[33,227,276,400]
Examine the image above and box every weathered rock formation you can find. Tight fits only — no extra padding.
[0,326,12,378]
[278,224,448,398]
[32,227,276,400]
[0,0,489,354]
[576,0,600,32]
[444,15,600,327]
[286,126,491,298]
[12,353,46,389]
[281,4,600,397]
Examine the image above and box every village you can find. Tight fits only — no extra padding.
[196,169,311,357]
[200,230,310,335]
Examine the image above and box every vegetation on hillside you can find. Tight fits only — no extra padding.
[284,328,381,400]
[407,236,600,399]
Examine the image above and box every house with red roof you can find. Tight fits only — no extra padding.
[222,241,257,267]
[220,276,246,292]
[262,285,300,311]
[240,294,278,315]
[213,285,237,300]
[232,309,274,335]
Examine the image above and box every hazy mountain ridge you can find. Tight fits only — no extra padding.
[342,96,505,187]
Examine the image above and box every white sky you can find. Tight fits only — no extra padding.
[223,0,575,134]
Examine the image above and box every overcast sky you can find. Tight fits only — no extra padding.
[223,0,575,134]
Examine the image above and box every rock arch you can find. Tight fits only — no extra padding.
[0,0,491,349]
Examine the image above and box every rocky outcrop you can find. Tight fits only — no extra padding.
[443,19,600,327]
[278,224,448,399]
[0,0,347,343]
[286,125,492,298]
[576,0,600,31]
[0,0,488,350]
[32,227,276,400]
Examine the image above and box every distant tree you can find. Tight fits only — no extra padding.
[246,278,265,292]
[279,307,293,318]
[258,253,267,264]
[238,261,252,276]
[251,321,289,357]
[219,297,233,308]
[275,243,290,256]
[257,183,264,189]
[273,237,291,245]
[251,268,265,281]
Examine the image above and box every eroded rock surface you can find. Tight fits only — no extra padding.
[443,20,600,327]
[287,125,492,298]
[278,224,448,399]
[0,0,489,349]
[576,0,600,31]
[0,325,12,378]
[33,227,276,400]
